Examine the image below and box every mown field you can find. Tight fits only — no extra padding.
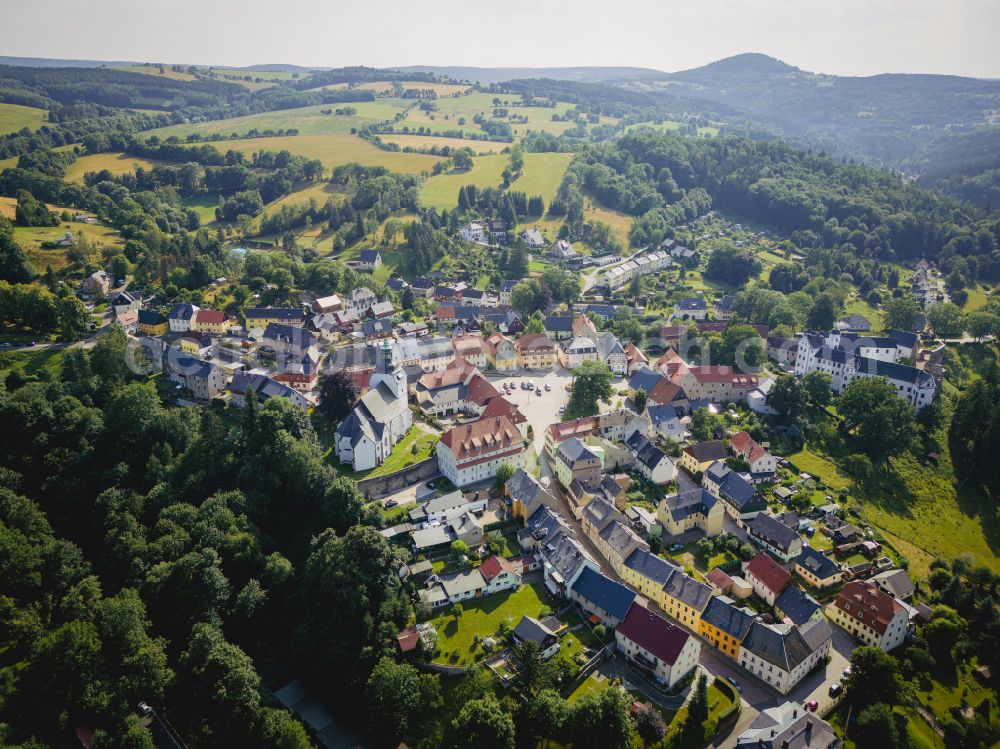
[64,152,161,182]
[516,152,574,205]
[378,133,508,154]
[145,100,411,139]
[355,81,471,97]
[583,193,634,247]
[0,102,47,136]
[398,92,587,139]
[0,196,122,272]
[181,134,440,174]
[419,154,508,209]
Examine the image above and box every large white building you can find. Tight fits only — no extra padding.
[601,249,672,291]
[436,414,529,487]
[737,618,832,694]
[794,330,934,409]
[826,580,908,652]
[334,340,413,471]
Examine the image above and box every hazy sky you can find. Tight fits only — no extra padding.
[2,0,999,77]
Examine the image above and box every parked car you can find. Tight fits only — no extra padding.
[829,682,843,697]
[535,389,542,396]
[558,405,566,413]
[544,384,551,391]
[805,700,818,712]
[726,676,742,693]
[384,499,398,509]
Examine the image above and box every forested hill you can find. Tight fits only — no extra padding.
[628,52,1000,165]
[563,131,999,280]
[389,65,668,84]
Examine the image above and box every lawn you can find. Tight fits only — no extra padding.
[378,133,508,154]
[329,424,437,479]
[0,346,67,375]
[786,447,852,491]
[961,285,990,311]
[567,673,610,703]
[0,103,47,136]
[419,154,508,209]
[64,152,161,183]
[192,134,439,175]
[427,582,556,665]
[145,100,411,140]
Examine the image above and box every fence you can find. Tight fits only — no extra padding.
[356,458,440,499]
[562,646,610,696]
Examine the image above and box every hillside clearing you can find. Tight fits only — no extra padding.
[0,103,47,136]
[419,154,507,209]
[378,133,508,154]
[64,152,161,182]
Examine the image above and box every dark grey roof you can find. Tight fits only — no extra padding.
[660,489,717,522]
[544,315,575,332]
[746,513,801,553]
[624,549,677,586]
[570,567,635,621]
[168,303,198,321]
[647,404,680,425]
[245,306,306,321]
[741,622,812,672]
[661,571,713,612]
[676,297,707,311]
[359,249,381,262]
[774,586,821,625]
[557,437,599,465]
[795,547,840,581]
[513,615,558,646]
[701,597,755,640]
[687,441,727,463]
[362,318,393,337]
[628,366,663,394]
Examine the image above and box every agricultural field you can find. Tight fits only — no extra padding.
[582,193,634,248]
[63,152,160,182]
[145,100,411,139]
[181,134,440,174]
[513,152,574,205]
[400,91,586,139]
[0,102,47,136]
[378,133,508,154]
[115,64,197,81]
[3,206,122,273]
[355,81,472,97]
[419,153,508,209]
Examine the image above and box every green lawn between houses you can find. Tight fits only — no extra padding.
[325,424,437,480]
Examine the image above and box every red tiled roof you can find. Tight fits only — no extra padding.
[440,415,523,463]
[435,305,456,320]
[481,396,526,424]
[465,374,501,406]
[479,555,518,582]
[745,552,792,595]
[649,378,685,405]
[485,331,513,355]
[547,416,598,443]
[730,431,768,464]
[616,602,692,666]
[625,341,648,365]
[195,309,228,324]
[687,366,758,386]
[346,368,373,393]
[834,581,904,635]
[418,358,476,390]
[453,334,486,357]
[705,567,734,590]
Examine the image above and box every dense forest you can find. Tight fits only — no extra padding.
[557,131,1000,279]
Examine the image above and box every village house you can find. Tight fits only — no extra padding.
[713,295,736,320]
[736,702,840,749]
[624,432,676,485]
[112,290,141,318]
[702,461,768,520]
[647,404,684,442]
[553,437,604,489]
[656,488,724,538]
[660,570,714,631]
[452,333,488,368]
[679,441,727,475]
[244,307,307,331]
[738,618,833,694]
[774,586,822,626]
[766,336,798,368]
[699,596,756,660]
[230,372,310,410]
[620,548,678,602]
[520,227,545,249]
[615,603,701,689]
[485,332,519,371]
[168,303,200,333]
[743,552,792,607]
[137,310,168,336]
[81,270,111,299]
[871,569,916,602]
[499,280,517,307]
[827,581,908,651]
[192,309,232,335]
[745,513,804,562]
[625,341,649,375]
[460,220,487,243]
[512,615,562,659]
[117,309,139,334]
[559,336,599,369]
[357,249,382,272]
[516,333,558,369]
[505,467,559,520]
[728,431,777,481]
[793,547,842,590]
[568,566,636,628]
[344,288,378,316]
[262,323,317,358]
[312,294,343,314]
[172,357,228,401]
[673,297,709,321]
